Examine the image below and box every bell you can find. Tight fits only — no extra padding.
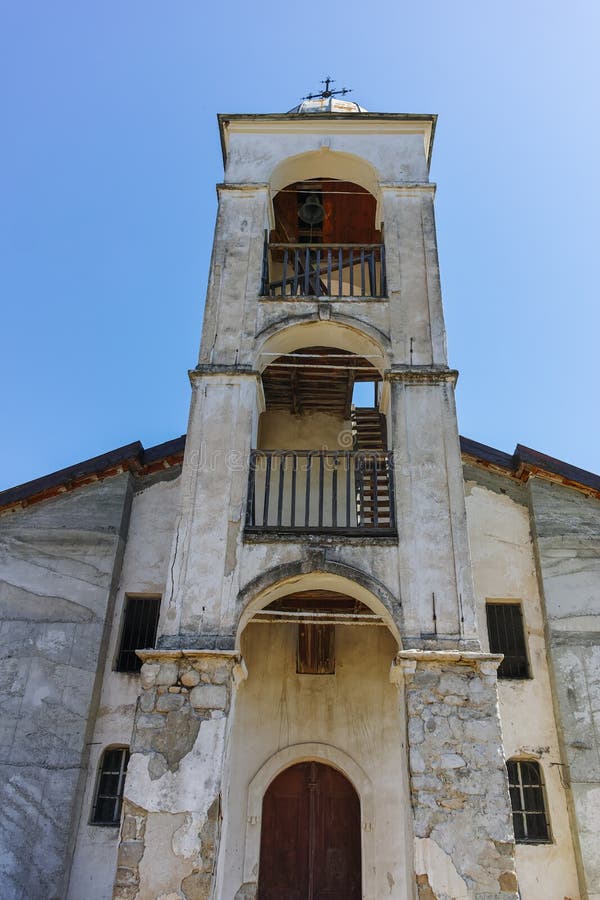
[298,193,326,226]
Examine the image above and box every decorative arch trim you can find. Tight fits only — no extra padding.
[254,316,391,375]
[235,560,402,649]
[243,742,375,894]
[270,149,381,214]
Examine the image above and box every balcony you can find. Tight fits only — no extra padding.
[261,242,387,299]
[245,449,396,536]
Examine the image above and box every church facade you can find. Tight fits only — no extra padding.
[0,96,599,900]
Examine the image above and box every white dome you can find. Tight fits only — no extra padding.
[288,96,367,114]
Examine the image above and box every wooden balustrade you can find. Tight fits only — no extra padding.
[262,242,387,298]
[245,450,396,535]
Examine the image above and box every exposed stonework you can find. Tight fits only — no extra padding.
[113,651,242,899]
[401,653,518,899]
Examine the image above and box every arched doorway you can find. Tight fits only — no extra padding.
[257,761,361,899]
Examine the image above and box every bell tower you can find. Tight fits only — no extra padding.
[113,91,519,899]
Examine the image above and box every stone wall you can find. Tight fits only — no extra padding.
[529,477,600,899]
[0,474,133,900]
[398,651,518,900]
[114,650,243,900]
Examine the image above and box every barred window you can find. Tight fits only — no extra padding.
[486,602,530,678]
[507,759,550,843]
[116,595,161,672]
[91,746,129,825]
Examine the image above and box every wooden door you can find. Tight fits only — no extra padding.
[258,761,361,900]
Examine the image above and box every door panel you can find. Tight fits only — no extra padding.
[258,761,361,900]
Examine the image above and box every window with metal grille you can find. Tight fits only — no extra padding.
[91,746,129,825]
[486,602,530,678]
[116,595,161,672]
[506,759,551,843]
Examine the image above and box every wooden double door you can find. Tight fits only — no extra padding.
[257,761,361,900]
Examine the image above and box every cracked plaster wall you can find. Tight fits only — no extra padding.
[528,477,600,899]
[465,472,580,900]
[67,474,182,900]
[0,475,134,900]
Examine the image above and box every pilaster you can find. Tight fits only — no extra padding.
[393,651,518,899]
[160,369,262,644]
[387,370,478,645]
[113,650,246,900]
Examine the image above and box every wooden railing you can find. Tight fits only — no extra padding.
[245,450,396,535]
[262,242,387,298]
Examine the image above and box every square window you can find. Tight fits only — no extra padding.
[486,602,530,678]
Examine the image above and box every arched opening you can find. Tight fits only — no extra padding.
[236,569,402,651]
[217,576,412,899]
[247,325,394,536]
[262,176,386,298]
[257,761,361,899]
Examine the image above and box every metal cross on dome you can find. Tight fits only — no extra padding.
[303,77,352,101]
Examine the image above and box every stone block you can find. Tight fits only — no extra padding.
[190,684,227,710]
[139,689,156,713]
[117,840,145,868]
[156,661,179,686]
[151,709,201,770]
[121,815,138,842]
[181,870,212,900]
[156,692,185,712]
[181,669,200,687]
[140,662,160,689]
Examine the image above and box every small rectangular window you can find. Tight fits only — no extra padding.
[91,746,129,825]
[116,595,161,672]
[507,759,550,843]
[486,602,530,678]
[297,624,335,674]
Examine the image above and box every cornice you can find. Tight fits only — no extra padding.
[190,366,261,381]
[385,367,459,386]
[380,182,436,196]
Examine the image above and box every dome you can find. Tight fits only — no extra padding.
[288,96,367,114]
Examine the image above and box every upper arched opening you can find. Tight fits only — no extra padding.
[270,149,381,214]
[236,570,402,650]
[263,153,386,300]
[257,319,389,374]
[271,178,380,247]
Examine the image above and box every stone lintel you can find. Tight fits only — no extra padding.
[385,367,459,386]
[391,649,503,681]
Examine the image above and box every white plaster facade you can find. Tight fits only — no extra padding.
[1,97,598,900]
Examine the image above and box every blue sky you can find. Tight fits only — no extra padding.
[1,1,599,491]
